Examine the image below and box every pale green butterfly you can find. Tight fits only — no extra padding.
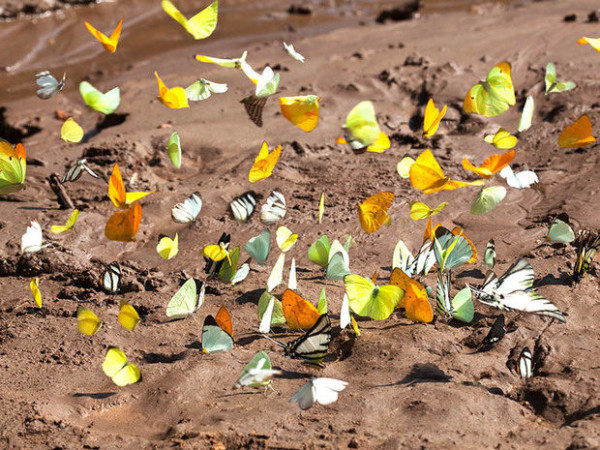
[547,214,575,243]
[308,234,331,268]
[185,78,227,101]
[343,100,380,150]
[257,290,286,326]
[201,314,233,354]
[436,271,474,323]
[166,278,204,318]
[484,239,496,269]
[471,186,506,215]
[219,246,250,285]
[168,132,182,168]
[255,67,280,98]
[326,239,351,281]
[245,229,270,265]
[318,288,327,314]
[518,96,534,132]
[235,351,281,388]
[545,62,576,95]
[433,228,473,272]
[79,81,120,114]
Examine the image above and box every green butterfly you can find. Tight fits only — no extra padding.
[245,229,270,265]
[545,63,576,95]
[436,271,474,323]
[471,186,506,215]
[167,132,182,168]
[79,81,120,114]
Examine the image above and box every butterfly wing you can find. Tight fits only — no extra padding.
[60,118,84,143]
[282,289,321,329]
[215,306,234,338]
[0,141,26,194]
[245,229,271,265]
[77,306,102,335]
[186,0,219,39]
[104,203,142,242]
[285,314,331,364]
[241,95,267,127]
[308,234,331,268]
[202,315,234,354]
[118,300,141,331]
[357,191,394,233]
[279,95,320,132]
[464,62,514,117]
[267,253,285,292]
[559,114,596,148]
[166,278,198,318]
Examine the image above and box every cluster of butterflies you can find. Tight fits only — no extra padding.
[5,2,600,409]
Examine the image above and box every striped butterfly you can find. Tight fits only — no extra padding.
[230,191,258,222]
[263,314,331,367]
[515,347,533,379]
[171,192,202,224]
[241,95,268,127]
[204,232,230,276]
[62,159,101,183]
[102,262,121,293]
[261,191,286,224]
[573,231,600,282]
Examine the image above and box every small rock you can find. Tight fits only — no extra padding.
[563,14,577,22]
[287,4,312,15]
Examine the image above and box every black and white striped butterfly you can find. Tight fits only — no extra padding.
[171,192,202,224]
[261,191,286,224]
[36,71,66,99]
[241,95,268,127]
[230,191,258,222]
[62,158,101,183]
[484,239,496,269]
[102,262,121,293]
[573,231,600,282]
[515,347,533,379]
[393,239,436,278]
[469,258,566,322]
[263,314,332,367]
[204,232,231,276]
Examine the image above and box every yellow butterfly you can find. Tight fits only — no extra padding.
[84,18,123,53]
[276,226,298,252]
[279,95,320,132]
[484,128,517,149]
[60,118,84,143]
[249,141,282,182]
[409,201,447,221]
[203,242,231,264]
[389,268,433,323]
[462,149,515,179]
[464,62,515,117]
[578,36,600,53]
[51,209,79,234]
[30,278,42,308]
[0,140,26,195]
[102,347,141,386]
[154,72,189,109]
[162,0,218,40]
[118,300,141,331]
[318,192,325,224]
[156,233,179,260]
[357,192,394,233]
[558,115,596,148]
[423,98,447,138]
[77,306,103,336]
[108,163,153,209]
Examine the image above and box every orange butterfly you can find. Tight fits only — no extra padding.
[215,306,234,338]
[105,202,142,242]
[248,141,282,182]
[409,149,483,194]
[154,72,189,109]
[84,18,123,53]
[282,289,321,329]
[108,163,153,209]
[357,192,394,233]
[389,268,433,323]
[558,115,596,148]
[461,149,515,179]
[279,95,320,132]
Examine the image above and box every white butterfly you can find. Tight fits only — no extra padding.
[261,191,286,224]
[259,295,275,334]
[102,262,121,293]
[469,258,566,322]
[288,257,297,290]
[171,193,202,224]
[254,66,280,98]
[36,71,66,99]
[290,377,348,410]
[499,165,538,190]
[185,78,228,101]
[339,294,351,329]
[235,354,281,388]
[21,221,51,253]
[518,96,534,132]
[230,191,257,222]
[283,42,305,63]
[267,253,285,292]
[62,159,100,183]
[392,239,435,277]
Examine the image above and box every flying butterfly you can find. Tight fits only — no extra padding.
[499,165,538,190]
[290,377,348,410]
[463,61,515,117]
[409,201,448,221]
[282,42,305,63]
[84,18,123,53]
[155,72,189,109]
[357,192,394,233]
[249,141,282,183]
[171,192,202,224]
[279,95,320,132]
[410,149,483,194]
[161,0,218,40]
[423,98,447,138]
[101,262,121,293]
[573,231,600,282]
[36,71,66,99]
[167,132,182,168]
[262,314,331,367]
[185,78,228,101]
[50,209,80,234]
[578,36,600,53]
[62,158,100,183]
[338,100,390,153]
[241,95,268,127]
[80,81,120,115]
[462,149,515,179]
[61,117,84,145]
[230,191,258,222]
[102,347,141,387]
[470,186,507,215]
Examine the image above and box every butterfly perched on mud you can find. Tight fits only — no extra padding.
[573,231,600,282]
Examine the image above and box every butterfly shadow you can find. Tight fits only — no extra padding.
[73,392,116,399]
[81,113,129,143]
[236,333,270,347]
[141,350,188,364]
[534,271,572,288]
[455,268,486,280]
[0,107,41,141]
[185,340,202,350]
[562,405,600,428]
[275,368,313,381]
[376,363,452,388]
[236,288,264,305]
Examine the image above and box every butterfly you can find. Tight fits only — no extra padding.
[409,201,448,221]
[62,158,100,183]
[245,229,271,266]
[30,278,42,308]
[344,274,403,320]
[60,118,84,143]
[241,95,268,127]
[357,192,394,233]
[230,191,258,222]
[267,253,285,293]
[290,377,348,410]
[480,314,506,350]
[154,72,189,109]
[249,141,282,183]
[101,262,121,293]
[50,209,79,234]
[339,294,360,335]
[288,257,298,291]
[156,234,178,260]
[105,202,142,242]
[514,347,533,379]
[162,0,218,39]
[434,271,473,323]
[484,239,496,269]
[102,347,141,387]
[35,71,65,99]
[203,242,231,265]
[547,213,575,244]
[470,186,507,215]
[326,239,351,281]
[578,36,600,52]
[167,132,182,168]
[258,294,280,333]
[171,192,202,224]
[283,42,305,62]
[499,165,538,190]
[254,67,280,97]
[338,101,390,153]
[241,68,280,127]
[469,258,566,322]
[573,232,600,282]
[462,149,515,179]
[166,278,205,318]
[423,98,447,138]
[263,314,332,366]
[484,128,517,149]
[0,140,26,195]
[185,78,228,101]
[21,221,50,254]
[389,268,433,323]
[282,289,321,329]
[204,232,230,275]
[202,309,234,354]
[218,246,250,286]
[108,163,152,209]
[558,114,596,148]
[79,81,120,115]
[397,155,415,179]
[118,300,141,331]
[235,351,282,389]
[307,234,352,274]
[544,62,576,94]
[195,51,248,69]
[518,96,534,132]
[276,226,298,252]
[392,238,436,278]
[84,18,123,53]
[261,191,286,224]
[318,192,325,223]
[463,61,515,117]
[433,226,475,271]
[77,306,103,336]
[279,95,320,132]
[409,149,483,194]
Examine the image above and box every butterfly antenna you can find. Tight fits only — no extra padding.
[261,334,286,349]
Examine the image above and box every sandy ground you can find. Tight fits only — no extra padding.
[1,0,600,448]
